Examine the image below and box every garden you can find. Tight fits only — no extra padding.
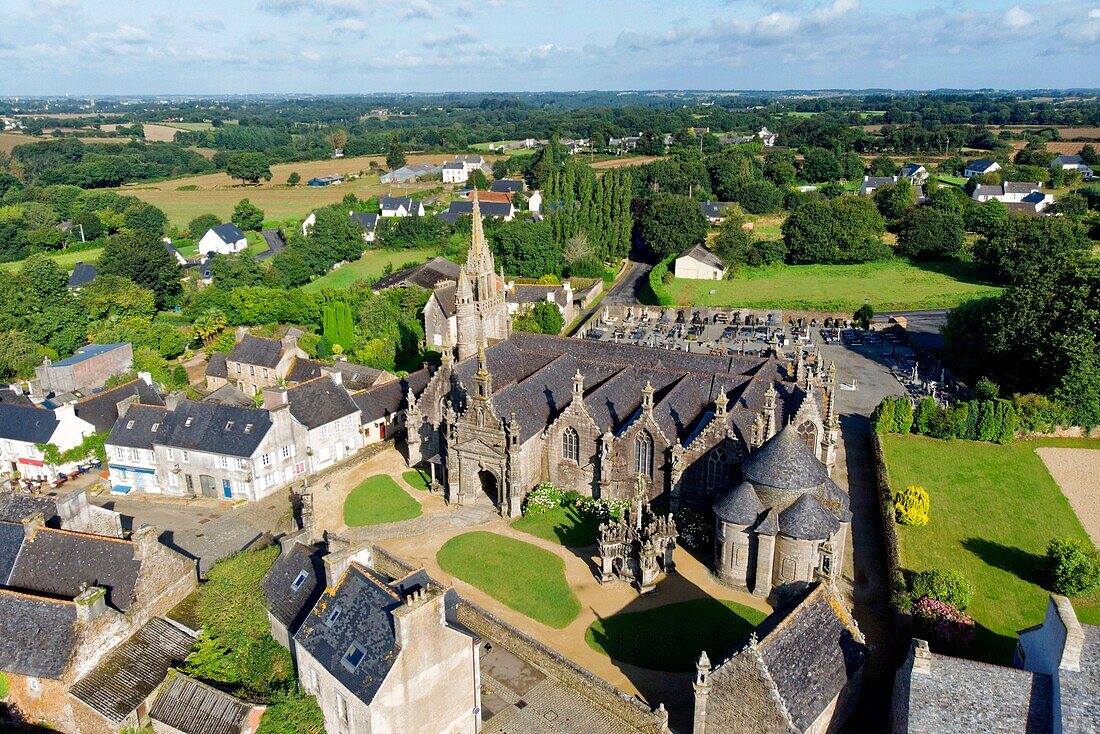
[585,598,767,672]
[510,482,626,548]
[436,531,581,628]
[882,433,1100,664]
[343,475,423,527]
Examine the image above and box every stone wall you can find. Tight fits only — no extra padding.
[871,431,905,636]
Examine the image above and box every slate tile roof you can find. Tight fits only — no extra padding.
[227,335,285,368]
[1059,625,1100,731]
[68,262,97,288]
[5,524,142,611]
[0,492,58,526]
[201,384,256,407]
[700,201,734,218]
[713,481,765,525]
[966,159,999,173]
[1004,181,1042,195]
[69,618,195,723]
[293,563,402,705]
[353,368,430,423]
[150,672,256,734]
[0,588,78,678]
[489,178,524,193]
[679,244,724,270]
[742,424,833,491]
[778,493,841,540]
[373,256,461,291]
[0,403,59,444]
[379,195,417,213]
[262,540,326,633]
[439,199,513,221]
[285,376,359,430]
[75,379,164,433]
[1052,154,1087,166]
[0,387,34,407]
[433,282,458,317]
[106,403,169,450]
[0,520,25,582]
[207,222,246,244]
[351,212,379,232]
[206,352,229,379]
[110,399,273,458]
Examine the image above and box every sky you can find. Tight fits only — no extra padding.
[0,0,1097,95]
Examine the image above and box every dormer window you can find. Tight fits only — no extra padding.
[225,421,234,431]
[341,643,366,672]
[291,570,308,591]
[244,424,253,433]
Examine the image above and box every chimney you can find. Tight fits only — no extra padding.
[281,333,299,352]
[137,371,153,386]
[116,393,139,419]
[323,552,353,593]
[262,386,289,410]
[393,587,445,650]
[912,638,932,675]
[165,391,184,411]
[22,512,45,539]
[1054,595,1085,672]
[131,523,159,561]
[75,585,108,624]
[325,369,343,386]
[234,326,249,344]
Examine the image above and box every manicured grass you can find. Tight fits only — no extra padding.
[402,469,431,491]
[512,505,602,548]
[883,434,1100,665]
[343,475,422,526]
[303,247,440,291]
[0,245,104,273]
[938,175,968,186]
[672,259,1002,312]
[437,531,581,628]
[585,598,768,672]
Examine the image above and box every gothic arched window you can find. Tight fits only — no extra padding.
[634,431,653,477]
[706,446,728,489]
[562,427,579,463]
[797,420,818,452]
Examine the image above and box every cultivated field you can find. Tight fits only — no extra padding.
[672,259,1001,312]
[0,132,41,153]
[1037,448,1100,547]
[141,123,185,142]
[0,246,103,273]
[589,155,666,170]
[302,247,440,291]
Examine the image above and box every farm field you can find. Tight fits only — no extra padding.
[302,247,440,291]
[671,259,1001,312]
[589,155,666,170]
[883,434,1100,665]
[0,246,104,273]
[0,132,43,153]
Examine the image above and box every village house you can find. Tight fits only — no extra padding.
[378,195,425,217]
[504,278,603,331]
[372,255,461,293]
[34,342,133,396]
[0,518,196,733]
[692,582,867,734]
[860,175,898,196]
[971,181,1053,212]
[442,160,468,183]
[437,198,515,224]
[350,211,379,242]
[963,158,1002,178]
[0,402,96,482]
[898,163,929,185]
[262,374,364,474]
[207,333,307,396]
[1050,154,1094,181]
[352,369,431,446]
[380,162,442,184]
[148,672,266,734]
[198,223,248,257]
[0,487,123,537]
[72,374,164,434]
[700,201,735,223]
[675,244,726,280]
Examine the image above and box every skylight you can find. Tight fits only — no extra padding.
[291,570,308,591]
[126,420,134,429]
[184,417,193,427]
[244,424,253,433]
[225,421,234,430]
[326,608,342,626]
[342,643,366,671]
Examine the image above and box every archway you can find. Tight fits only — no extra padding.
[477,470,499,506]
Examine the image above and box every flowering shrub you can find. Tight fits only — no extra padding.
[522,482,566,517]
[912,596,975,651]
[574,497,627,522]
[910,568,974,610]
[674,508,711,551]
[522,484,626,521]
[894,485,930,527]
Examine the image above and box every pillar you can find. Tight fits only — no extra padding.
[753,534,776,597]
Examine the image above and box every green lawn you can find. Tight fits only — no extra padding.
[302,247,440,291]
[0,246,104,272]
[512,505,602,548]
[585,598,768,672]
[673,259,1002,312]
[437,531,581,628]
[402,469,431,491]
[938,175,968,186]
[343,475,422,526]
[883,434,1100,665]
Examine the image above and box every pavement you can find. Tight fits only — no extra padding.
[603,260,652,305]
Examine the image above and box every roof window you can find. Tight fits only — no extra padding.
[291,570,308,591]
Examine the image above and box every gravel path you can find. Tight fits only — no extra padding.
[1037,448,1100,547]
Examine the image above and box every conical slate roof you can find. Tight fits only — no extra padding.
[713,481,765,525]
[742,424,832,491]
[778,493,841,540]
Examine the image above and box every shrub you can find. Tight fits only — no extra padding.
[912,597,976,651]
[912,397,938,435]
[974,376,999,400]
[911,569,974,610]
[895,485,930,527]
[674,507,712,551]
[646,256,675,306]
[1046,537,1100,597]
[522,482,566,517]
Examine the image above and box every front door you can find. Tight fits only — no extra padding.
[199,474,217,498]
[222,479,232,499]
[477,470,499,506]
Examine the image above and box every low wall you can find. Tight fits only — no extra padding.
[871,431,906,631]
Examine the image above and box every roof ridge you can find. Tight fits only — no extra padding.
[0,586,76,605]
[35,526,134,546]
[349,561,404,601]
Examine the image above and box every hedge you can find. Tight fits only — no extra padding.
[646,256,675,307]
[873,395,1017,444]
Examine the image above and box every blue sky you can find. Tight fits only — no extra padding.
[0,0,1097,94]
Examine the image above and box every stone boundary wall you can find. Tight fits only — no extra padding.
[368,544,667,734]
[871,431,906,634]
[1020,426,1100,439]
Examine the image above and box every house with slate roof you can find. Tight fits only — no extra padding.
[437,197,515,224]
[700,201,735,223]
[0,487,122,538]
[1050,154,1094,181]
[0,519,195,733]
[380,162,442,184]
[262,374,364,474]
[293,558,480,734]
[263,536,328,649]
[504,278,603,331]
[198,223,247,257]
[964,158,1002,178]
[860,175,898,196]
[899,163,929,185]
[442,159,469,183]
[67,261,97,290]
[349,211,379,242]
[692,582,867,734]
[676,244,726,280]
[0,401,96,481]
[378,195,425,217]
[489,178,525,194]
[352,368,431,445]
[35,342,133,396]
[373,255,461,293]
[891,594,1100,733]
[209,333,307,396]
[73,374,164,434]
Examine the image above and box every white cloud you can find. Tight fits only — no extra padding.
[1089,7,1100,18]
[1005,5,1034,28]
[812,0,857,23]
[755,12,800,38]
[424,24,477,45]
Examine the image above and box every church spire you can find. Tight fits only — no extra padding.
[470,191,487,257]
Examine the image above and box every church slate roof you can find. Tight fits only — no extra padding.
[262,540,326,633]
[433,282,458,317]
[374,256,461,292]
[150,673,255,734]
[714,481,765,525]
[285,376,359,430]
[0,589,77,678]
[0,520,25,581]
[6,525,142,611]
[75,379,164,433]
[741,424,833,491]
[778,493,841,540]
[294,564,402,706]
[1060,625,1100,732]
[227,336,284,368]
[69,618,195,723]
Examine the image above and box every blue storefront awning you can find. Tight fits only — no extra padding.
[111,485,133,495]
[109,464,156,475]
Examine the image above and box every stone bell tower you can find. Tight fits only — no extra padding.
[455,193,510,361]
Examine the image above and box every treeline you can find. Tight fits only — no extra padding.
[10,138,214,188]
[873,395,1018,444]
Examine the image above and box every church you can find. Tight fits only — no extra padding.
[405,201,846,600]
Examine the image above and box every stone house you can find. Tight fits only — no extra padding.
[692,582,867,734]
[213,334,307,396]
[352,369,431,446]
[712,422,849,601]
[292,558,480,734]
[262,535,328,650]
[891,594,1099,733]
[675,245,726,280]
[505,279,603,331]
[264,374,364,474]
[0,519,196,732]
[72,374,164,433]
[0,488,123,538]
[34,342,133,396]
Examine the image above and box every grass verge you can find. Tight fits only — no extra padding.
[512,505,601,548]
[343,475,422,526]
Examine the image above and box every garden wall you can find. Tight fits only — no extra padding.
[871,431,906,631]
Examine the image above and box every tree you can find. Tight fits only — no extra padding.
[322,301,356,351]
[488,219,563,278]
[210,252,265,288]
[123,202,168,238]
[193,308,228,346]
[564,233,594,265]
[801,147,842,182]
[635,132,664,156]
[868,155,896,177]
[639,193,708,261]
[965,198,1008,239]
[894,485,930,527]
[20,254,68,299]
[232,199,264,231]
[910,569,974,610]
[188,213,222,239]
[1080,144,1099,166]
[783,197,888,264]
[325,128,348,154]
[973,377,1000,400]
[287,171,301,186]
[854,302,874,330]
[386,135,406,170]
[734,180,781,214]
[529,301,565,335]
[225,152,272,185]
[1046,538,1100,597]
[71,210,105,241]
[973,215,1089,282]
[97,231,182,308]
[839,151,865,182]
[873,180,913,220]
[468,169,490,190]
[896,208,965,260]
[79,274,157,322]
[0,330,41,379]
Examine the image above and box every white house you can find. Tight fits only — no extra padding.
[441,161,468,184]
[860,176,898,196]
[1050,154,1094,181]
[198,223,248,256]
[675,245,726,281]
[963,159,1001,178]
[302,211,316,236]
[0,402,96,482]
[264,375,364,475]
[971,181,1043,203]
[899,163,929,185]
[378,196,425,218]
[757,127,778,147]
[527,189,543,214]
[350,212,378,242]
